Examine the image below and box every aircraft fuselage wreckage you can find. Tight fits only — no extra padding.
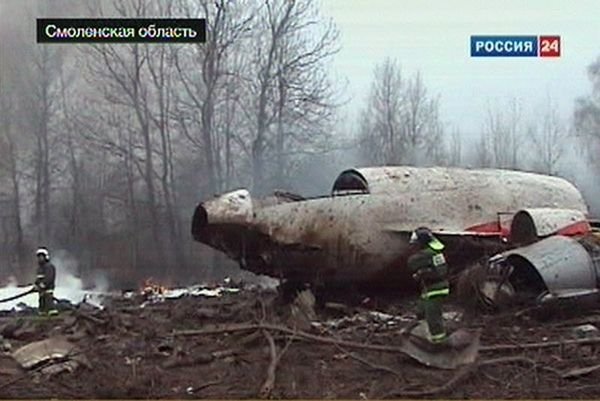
[191,166,591,295]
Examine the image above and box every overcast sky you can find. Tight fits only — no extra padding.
[1,0,598,138]
[321,0,600,139]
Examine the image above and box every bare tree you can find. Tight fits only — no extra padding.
[0,0,82,276]
[81,0,171,272]
[174,0,254,195]
[574,56,600,171]
[247,0,339,193]
[0,75,26,276]
[528,97,567,174]
[472,133,492,168]
[144,0,197,272]
[447,127,462,166]
[0,0,347,285]
[482,98,523,169]
[359,59,444,166]
[360,58,403,164]
[24,44,66,243]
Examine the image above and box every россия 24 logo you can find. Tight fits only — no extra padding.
[471,35,560,57]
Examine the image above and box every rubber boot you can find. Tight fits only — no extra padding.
[424,296,447,344]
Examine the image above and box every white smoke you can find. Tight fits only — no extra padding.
[52,249,82,287]
[89,270,110,293]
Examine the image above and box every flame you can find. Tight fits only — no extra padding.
[140,278,167,297]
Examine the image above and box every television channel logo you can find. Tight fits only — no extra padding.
[471,35,560,57]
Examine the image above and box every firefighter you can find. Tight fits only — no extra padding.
[407,227,449,344]
[34,247,58,316]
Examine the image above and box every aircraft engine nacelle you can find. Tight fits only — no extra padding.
[192,189,254,238]
[510,208,590,245]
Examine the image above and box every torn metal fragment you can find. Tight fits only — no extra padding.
[11,337,90,371]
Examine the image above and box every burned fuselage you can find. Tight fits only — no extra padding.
[191,166,590,291]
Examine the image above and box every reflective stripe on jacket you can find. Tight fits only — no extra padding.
[407,241,449,295]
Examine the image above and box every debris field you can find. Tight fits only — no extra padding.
[1,286,600,399]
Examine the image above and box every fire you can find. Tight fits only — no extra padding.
[140,278,167,299]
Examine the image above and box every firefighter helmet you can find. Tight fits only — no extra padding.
[36,247,50,261]
[409,227,434,246]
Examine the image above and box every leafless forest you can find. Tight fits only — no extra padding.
[0,0,599,289]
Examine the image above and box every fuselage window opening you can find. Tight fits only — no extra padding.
[331,170,370,196]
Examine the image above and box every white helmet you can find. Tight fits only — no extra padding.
[36,247,50,260]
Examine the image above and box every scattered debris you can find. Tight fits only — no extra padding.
[11,337,90,375]
[402,321,481,369]
[464,233,600,310]
[12,337,73,368]
[40,359,81,376]
[0,282,598,398]
[572,324,599,338]
[172,285,241,298]
[311,310,413,332]
[140,285,242,308]
[289,289,316,330]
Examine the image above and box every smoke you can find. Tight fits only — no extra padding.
[89,270,110,293]
[51,249,82,290]
[568,160,600,217]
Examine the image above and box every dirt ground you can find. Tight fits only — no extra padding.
[1,287,600,399]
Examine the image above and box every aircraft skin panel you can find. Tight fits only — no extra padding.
[246,195,585,283]
[351,166,588,206]
[504,235,596,294]
[510,208,590,243]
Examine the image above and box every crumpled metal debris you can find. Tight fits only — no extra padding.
[169,286,241,298]
[81,293,105,310]
[572,324,599,339]
[11,337,90,375]
[442,311,463,323]
[403,321,481,369]
[40,360,81,376]
[140,286,241,307]
[311,310,414,331]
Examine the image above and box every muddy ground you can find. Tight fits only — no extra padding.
[1,288,600,399]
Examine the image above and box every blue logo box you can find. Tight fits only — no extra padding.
[471,35,538,57]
